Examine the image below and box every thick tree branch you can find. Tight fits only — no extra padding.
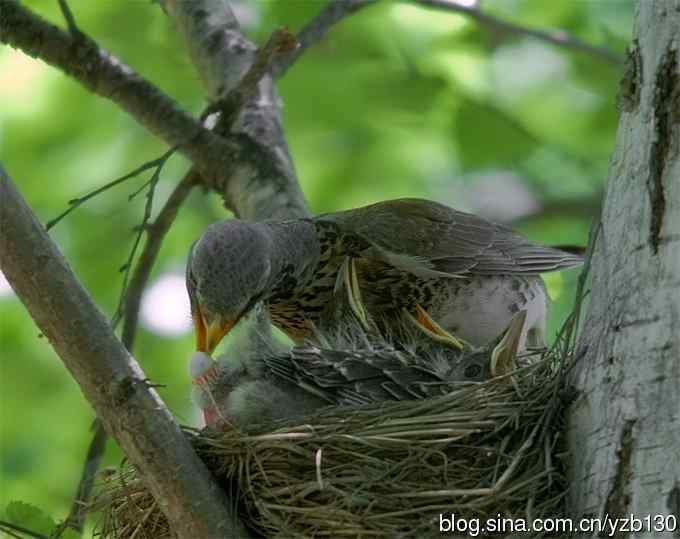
[1,0,310,220]
[63,170,197,535]
[158,0,309,220]
[567,0,680,523]
[0,1,232,187]
[415,0,624,64]
[58,164,196,535]
[0,166,247,538]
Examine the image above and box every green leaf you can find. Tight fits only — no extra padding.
[4,501,56,535]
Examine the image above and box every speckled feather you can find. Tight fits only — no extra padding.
[187,198,582,349]
[322,198,583,276]
[191,319,511,429]
[257,344,492,406]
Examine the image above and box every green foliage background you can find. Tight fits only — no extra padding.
[0,0,631,532]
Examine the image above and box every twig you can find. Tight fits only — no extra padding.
[273,0,378,79]
[414,0,623,65]
[567,219,601,352]
[273,0,621,79]
[158,0,309,220]
[47,149,175,537]
[56,0,82,38]
[0,521,48,539]
[46,17,281,520]
[56,418,108,535]
[58,167,195,535]
[111,151,172,328]
[45,149,174,230]
[1,167,248,537]
[120,170,197,349]
[203,27,299,129]
[1,1,233,188]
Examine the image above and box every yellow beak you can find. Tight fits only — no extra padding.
[194,306,235,354]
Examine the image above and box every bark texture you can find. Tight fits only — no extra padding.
[0,0,235,189]
[159,0,308,220]
[0,168,248,538]
[567,1,680,535]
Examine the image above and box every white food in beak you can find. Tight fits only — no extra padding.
[190,351,215,380]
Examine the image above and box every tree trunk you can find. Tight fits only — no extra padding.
[567,1,680,536]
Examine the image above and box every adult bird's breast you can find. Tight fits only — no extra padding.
[267,251,346,341]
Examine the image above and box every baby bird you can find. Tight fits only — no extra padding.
[190,309,526,430]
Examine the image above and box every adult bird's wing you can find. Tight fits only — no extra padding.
[321,198,583,278]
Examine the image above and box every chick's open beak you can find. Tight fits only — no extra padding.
[194,306,235,354]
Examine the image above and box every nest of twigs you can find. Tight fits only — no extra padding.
[92,345,573,539]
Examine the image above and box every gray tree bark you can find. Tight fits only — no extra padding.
[0,167,248,538]
[567,1,680,537]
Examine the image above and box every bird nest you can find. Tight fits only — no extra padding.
[92,345,573,539]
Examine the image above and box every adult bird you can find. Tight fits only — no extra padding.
[186,198,582,355]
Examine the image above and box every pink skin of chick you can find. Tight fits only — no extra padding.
[190,351,220,426]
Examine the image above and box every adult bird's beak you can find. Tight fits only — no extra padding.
[194,306,235,354]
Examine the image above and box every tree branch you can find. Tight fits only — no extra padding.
[0,0,233,188]
[204,27,299,129]
[1,0,310,220]
[272,0,378,79]
[121,170,197,349]
[56,0,82,38]
[56,164,196,536]
[158,0,309,220]
[0,166,247,538]
[45,150,175,231]
[272,0,622,79]
[64,169,196,535]
[61,418,108,534]
[415,0,624,65]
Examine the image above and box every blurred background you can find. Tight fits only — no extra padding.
[1,0,631,532]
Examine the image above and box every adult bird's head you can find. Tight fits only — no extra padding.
[186,221,273,354]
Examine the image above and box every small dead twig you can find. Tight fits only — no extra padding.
[273,0,378,79]
[201,27,299,130]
